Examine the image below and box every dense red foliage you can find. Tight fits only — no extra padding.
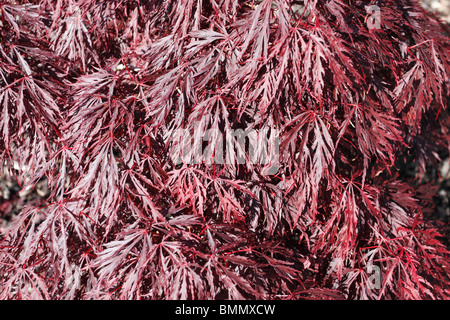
[0,0,449,299]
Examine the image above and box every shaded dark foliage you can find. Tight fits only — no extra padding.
[0,0,449,299]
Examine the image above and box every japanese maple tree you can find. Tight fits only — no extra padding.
[0,0,449,300]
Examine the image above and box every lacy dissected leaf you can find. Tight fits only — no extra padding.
[0,0,449,301]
